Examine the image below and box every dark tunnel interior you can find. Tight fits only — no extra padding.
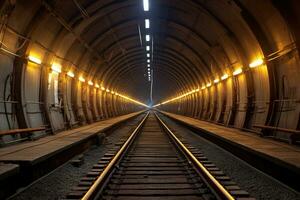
[1,0,299,141]
[0,0,300,199]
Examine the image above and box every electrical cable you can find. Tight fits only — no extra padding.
[3,74,11,129]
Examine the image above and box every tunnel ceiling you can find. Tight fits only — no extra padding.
[2,0,297,106]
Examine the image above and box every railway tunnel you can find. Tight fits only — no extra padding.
[0,0,300,199]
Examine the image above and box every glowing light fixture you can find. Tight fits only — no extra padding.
[201,86,206,90]
[67,71,75,78]
[146,35,150,42]
[147,59,150,63]
[147,64,150,67]
[233,68,243,76]
[206,82,212,87]
[145,19,150,29]
[146,46,150,51]
[143,0,149,11]
[51,63,62,73]
[249,58,264,68]
[147,53,150,57]
[221,73,229,80]
[79,76,85,82]
[88,80,93,86]
[106,89,110,92]
[214,78,220,84]
[95,83,100,88]
[111,91,115,95]
[28,55,42,65]
[101,86,105,91]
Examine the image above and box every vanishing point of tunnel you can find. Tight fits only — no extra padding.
[0,0,299,200]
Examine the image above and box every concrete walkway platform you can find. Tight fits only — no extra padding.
[0,111,143,164]
[0,163,19,199]
[0,111,144,198]
[160,111,300,191]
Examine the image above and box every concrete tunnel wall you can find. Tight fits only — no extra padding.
[0,1,145,144]
[0,0,300,144]
[151,1,300,142]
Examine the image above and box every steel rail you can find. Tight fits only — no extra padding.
[81,111,150,200]
[154,112,235,200]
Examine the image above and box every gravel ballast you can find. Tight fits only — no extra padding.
[9,115,145,200]
[159,114,300,200]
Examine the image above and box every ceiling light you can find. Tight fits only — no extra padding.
[147,59,150,63]
[249,58,264,68]
[201,86,206,90]
[101,86,105,91]
[145,19,150,28]
[146,46,150,51]
[206,82,212,87]
[51,63,62,73]
[67,71,75,78]
[79,76,85,82]
[147,64,150,67]
[233,68,243,76]
[106,89,110,92]
[221,73,229,80]
[143,0,149,11]
[147,53,150,57]
[148,68,150,71]
[146,35,150,42]
[95,84,100,88]
[28,55,42,65]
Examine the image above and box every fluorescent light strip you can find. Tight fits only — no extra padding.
[143,0,149,11]
[221,74,229,80]
[67,71,75,78]
[249,58,264,68]
[146,46,150,51]
[88,80,93,86]
[146,35,150,42]
[79,76,85,82]
[214,78,220,84]
[51,63,62,73]
[233,68,243,76]
[28,55,42,65]
[145,19,150,29]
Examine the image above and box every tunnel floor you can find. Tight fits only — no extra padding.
[3,111,299,200]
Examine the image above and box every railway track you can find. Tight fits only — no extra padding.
[66,111,254,200]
